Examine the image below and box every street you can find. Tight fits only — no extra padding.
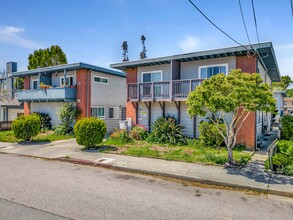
[0,154,292,220]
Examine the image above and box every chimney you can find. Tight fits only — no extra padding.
[6,62,17,76]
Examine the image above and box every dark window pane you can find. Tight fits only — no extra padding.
[220,66,226,74]
[109,108,114,118]
[143,73,151,82]
[213,66,220,75]
[207,67,213,78]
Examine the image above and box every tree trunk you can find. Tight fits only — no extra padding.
[227,146,234,165]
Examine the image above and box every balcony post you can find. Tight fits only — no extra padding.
[151,82,154,101]
[138,83,140,101]
[189,79,192,93]
[170,80,173,101]
[63,69,67,87]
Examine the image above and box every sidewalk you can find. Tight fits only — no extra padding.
[0,139,292,197]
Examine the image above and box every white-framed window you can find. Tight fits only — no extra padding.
[60,76,74,86]
[91,107,105,119]
[93,76,109,84]
[32,80,38,89]
[199,64,228,79]
[108,107,119,119]
[141,71,162,82]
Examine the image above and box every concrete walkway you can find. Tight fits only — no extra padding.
[0,139,292,197]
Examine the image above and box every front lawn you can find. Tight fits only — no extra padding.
[0,130,74,143]
[97,139,252,166]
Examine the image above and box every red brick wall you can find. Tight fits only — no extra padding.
[126,68,138,124]
[76,69,91,119]
[24,76,30,89]
[235,55,257,149]
[23,76,30,115]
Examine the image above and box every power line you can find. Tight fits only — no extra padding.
[238,0,252,47]
[187,0,250,51]
[291,0,293,20]
[251,0,261,48]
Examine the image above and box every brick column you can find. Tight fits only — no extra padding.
[76,69,91,119]
[235,55,257,149]
[23,76,30,115]
[126,68,138,125]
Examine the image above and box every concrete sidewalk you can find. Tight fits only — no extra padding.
[0,139,292,197]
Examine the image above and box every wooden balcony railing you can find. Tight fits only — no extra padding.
[128,79,204,101]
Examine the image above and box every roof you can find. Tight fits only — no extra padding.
[10,62,125,78]
[110,42,281,82]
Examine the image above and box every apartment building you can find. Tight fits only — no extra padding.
[111,42,281,149]
[284,97,293,115]
[10,62,126,133]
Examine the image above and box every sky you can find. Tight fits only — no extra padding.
[0,0,292,79]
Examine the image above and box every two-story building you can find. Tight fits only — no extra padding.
[9,62,126,133]
[111,42,281,150]
[284,97,293,115]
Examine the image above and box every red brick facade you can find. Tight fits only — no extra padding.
[126,68,138,124]
[23,76,30,115]
[235,55,258,149]
[76,69,91,119]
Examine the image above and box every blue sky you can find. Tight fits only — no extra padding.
[0,0,292,78]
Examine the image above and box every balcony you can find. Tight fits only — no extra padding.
[128,79,204,102]
[17,88,77,102]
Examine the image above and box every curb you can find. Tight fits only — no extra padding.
[55,156,293,197]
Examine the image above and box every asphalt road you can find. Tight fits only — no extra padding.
[0,154,292,220]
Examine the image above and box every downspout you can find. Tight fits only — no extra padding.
[86,69,92,117]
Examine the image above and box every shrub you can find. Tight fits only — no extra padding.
[56,103,80,135]
[147,116,187,145]
[280,115,293,140]
[130,125,148,140]
[12,115,41,141]
[198,121,226,147]
[284,164,293,176]
[74,117,106,149]
[33,112,51,132]
[109,129,132,144]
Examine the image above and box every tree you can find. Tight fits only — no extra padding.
[140,35,147,59]
[122,41,129,62]
[28,45,67,70]
[14,77,24,90]
[187,70,276,165]
[272,75,292,90]
[287,89,293,97]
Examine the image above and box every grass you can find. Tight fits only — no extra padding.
[97,138,252,166]
[0,130,74,143]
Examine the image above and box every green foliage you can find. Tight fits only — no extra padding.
[147,116,187,146]
[272,75,293,90]
[33,112,51,132]
[187,70,276,164]
[28,45,67,70]
[286,89,293,98]
[198,121,226,147]
[14,77,24,90]
[74,117,107,149]
[284,165,293,176]
[109,129,132,145]
[12,115,41,141]
[56,103,80,135]
[129,125,148,140]
[272,141,293,175]
[280,115,293,140]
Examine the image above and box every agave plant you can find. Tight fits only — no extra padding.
[147,115,187,145]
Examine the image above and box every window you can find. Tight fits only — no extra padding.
[94,76,108,84]
[141,71,162,97]
[91,107,105,119]
[142,71,162,82]
[32,80,38,89]
[109,107,119,119]
[60,76,74,86]
[199,64,228,79]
